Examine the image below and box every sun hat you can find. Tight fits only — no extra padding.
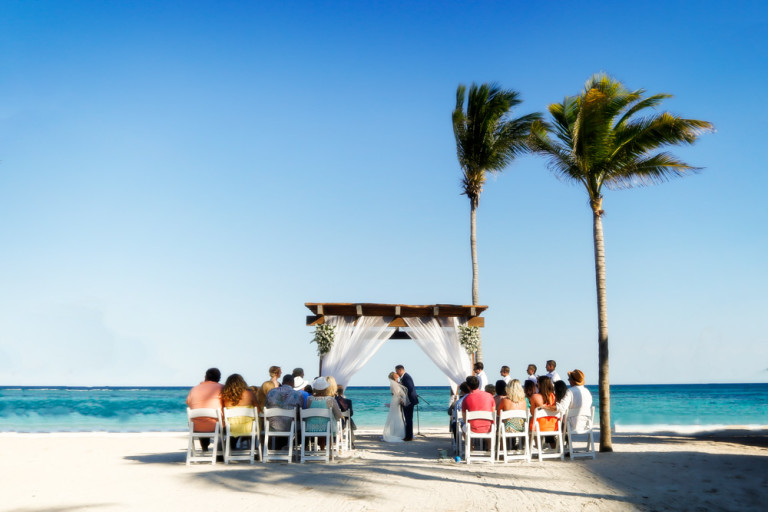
[293,376,307,390]
[567,369,585,385]
[312,377,329,391]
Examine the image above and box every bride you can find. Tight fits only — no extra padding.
[382,371,410,442]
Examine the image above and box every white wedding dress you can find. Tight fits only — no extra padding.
[382,379,408,442]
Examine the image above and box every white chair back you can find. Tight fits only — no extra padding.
[222,406,260,464]
[532,408,564,462]
[262,407,297,463]
[565,405,596,460]
[300,408,333,463]
[497,409,530,463]
[186,407,221,465]
[463,410,496,464]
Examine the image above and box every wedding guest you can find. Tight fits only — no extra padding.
[473,362,488,390]
[265,374,302,449]
[500,365,512,384]
[530,376,558,433]
[186,368,223,452]
[545,360,562,383]
[336,386,355,448]
[461,375,495,434]
[325,375,339,397]
[485,384,497,395]
[292,368,308,391]
[220,374,257,446]
[554,380,567,401]
[268,366,282,387]
[304,377,342,448]
[255,380,276,410]
[523,380,535,406]
[493,380,507,409]
[525,364,538,387]
[498,379,528,448]
[448,382,471,435]
[552,369,594,432]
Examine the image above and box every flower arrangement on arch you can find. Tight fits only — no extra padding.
[312,323,336,356]
[458,325,480,355]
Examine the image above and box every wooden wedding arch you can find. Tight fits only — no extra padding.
[305,302,488,375]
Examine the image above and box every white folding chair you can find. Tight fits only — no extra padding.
[338,410,352,454]
[463,410,496,464]
[262,407,297,463]
[565,405,596,460]
[300,408,334,463]
[222,406,260,464]
[186,407,220,465]
[532,408,564,462]
[497,409,530,462]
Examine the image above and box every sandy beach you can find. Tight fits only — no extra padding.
[3,428,767,512]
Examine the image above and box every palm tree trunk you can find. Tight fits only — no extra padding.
[470,198,483,363]
[592,199,613,452]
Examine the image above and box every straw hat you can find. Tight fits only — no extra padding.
[567,369,585,385]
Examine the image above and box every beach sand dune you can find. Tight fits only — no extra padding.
[2,429,766,511]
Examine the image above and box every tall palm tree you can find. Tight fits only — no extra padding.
[530,74,713,451]
[453,83,540,362]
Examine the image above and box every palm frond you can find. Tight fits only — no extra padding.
[603,152,701,190]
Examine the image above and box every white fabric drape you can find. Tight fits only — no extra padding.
[403,316,472,387]
[321,315,395,387]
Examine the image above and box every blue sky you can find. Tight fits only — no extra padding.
[0,1,766,387]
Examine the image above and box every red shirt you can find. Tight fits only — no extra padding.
[461,390,495,433]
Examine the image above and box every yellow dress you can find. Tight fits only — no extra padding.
[228,415,254,436]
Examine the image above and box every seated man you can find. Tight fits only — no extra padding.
[555,369,594,432]
[186,368,223,451]
[335,386,355,448]
[265,374,302,447]
[461,375,495,444]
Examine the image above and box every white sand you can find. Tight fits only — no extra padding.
[2,429,767,511]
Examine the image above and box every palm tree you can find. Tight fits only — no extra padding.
[452,83,540,362]
[530,73,713,451]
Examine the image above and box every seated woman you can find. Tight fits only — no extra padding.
[493,380,507,409]
[497,379,527,449]
[529,376,558,434]
[221,373,258,447]
[303,377,342,449]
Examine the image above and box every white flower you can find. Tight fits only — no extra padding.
[311,324,336,356]
[458,325,480,355]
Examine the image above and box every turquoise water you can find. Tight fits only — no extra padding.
[0,384,766,433]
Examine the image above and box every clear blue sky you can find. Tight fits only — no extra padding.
[1,1,765,387]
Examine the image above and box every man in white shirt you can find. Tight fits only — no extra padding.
[499,365,512,384]
[555,369,593,432]
[473,362,488,390]
[545,360,562,383]
[525,364,538,388]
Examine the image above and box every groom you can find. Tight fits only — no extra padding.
[395,364,418,441]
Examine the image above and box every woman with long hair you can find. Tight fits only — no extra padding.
[221,374,257,445]
[499,379,528,433]
[530,376,558,432]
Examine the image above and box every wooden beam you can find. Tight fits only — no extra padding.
[388,317,407,327]
[306,315,325,326]
[467,317,484,327]
[304,303,488,318]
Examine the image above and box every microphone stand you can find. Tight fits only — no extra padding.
[416,394,431,437]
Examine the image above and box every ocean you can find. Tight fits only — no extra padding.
[1,383,766,433]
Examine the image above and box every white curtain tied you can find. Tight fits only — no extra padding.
[403,316,472,387]
[321,315,395,388]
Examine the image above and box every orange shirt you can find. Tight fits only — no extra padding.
[187,381,223,432]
